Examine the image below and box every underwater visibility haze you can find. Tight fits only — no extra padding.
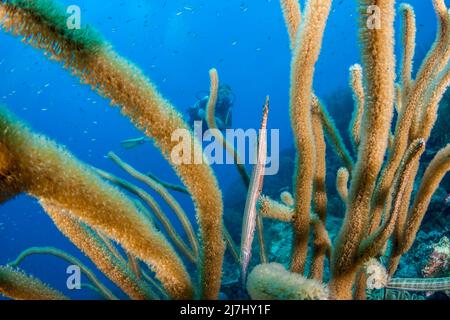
[0,0,449,301]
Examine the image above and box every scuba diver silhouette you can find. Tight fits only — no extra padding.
[188,84,235,133]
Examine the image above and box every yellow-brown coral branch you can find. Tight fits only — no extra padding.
[336,167,349,203]
[0,266,68,300]
[141,270,169,300]
[330,0,396,300]
[349,64,365,150]
[310,214,332,281]
[311,96,328,223]
[315,96,354,173]
[289,0,332,274]
[258,195,294,222]
[400,144,450,254]
[146,171,189,195]
[280,0,302,49]
[222,225,240,265]
[280,191,294,207]
[416,70,450,140]
[310,95,329,280]
[372,1,449,235]
[410,0,450,139]
[205,69,250,186]
[9,246,118,300]
[280,1,353,173]
[256,214,268,264]
[358,139,425,263]
[395,83,403,114]
[399,4,416,99]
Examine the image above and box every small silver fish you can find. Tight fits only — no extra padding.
[445,194,450,206]
[120,137,147,150]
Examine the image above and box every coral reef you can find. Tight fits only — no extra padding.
[0,0,448,301]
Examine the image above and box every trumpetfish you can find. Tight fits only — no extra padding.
[240,96,270,285]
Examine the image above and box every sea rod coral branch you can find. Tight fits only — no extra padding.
[279,0,302,49]
[258,195,294,222]
[0,265,68,300]
[205,68,250,187]
[9,246,119,300]
[336,167,349,203]
[349,64,365,150]
[315,97,354,174]
[400,144,450,255]
[358,139,426,263]
[410,0,450,139]
[310,95,329,280]
[146,172,189,195]
[416,70,450,141]
[330,0,396,300]
[289,0,332,274]
[386,71,449,275]
[399,4,416,99]
[280,0,354,173]
[369,0,449,234]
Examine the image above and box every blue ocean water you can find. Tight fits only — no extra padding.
[0,0,447,299]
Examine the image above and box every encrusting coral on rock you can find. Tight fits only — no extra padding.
[247,263,329,300]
